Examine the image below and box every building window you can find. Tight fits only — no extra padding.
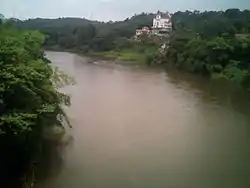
[156,15,161,19]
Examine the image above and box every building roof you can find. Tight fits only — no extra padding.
[155,11,171,19]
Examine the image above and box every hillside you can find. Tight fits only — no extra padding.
[14,9,250,52]
[14,13,155,51]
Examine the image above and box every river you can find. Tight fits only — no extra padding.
[37,51,250,188]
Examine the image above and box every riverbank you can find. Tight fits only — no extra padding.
[0,26,73,187]
[44,46,80,53]
[89,50,145,63]
[44,47,149,65]
[36,51,250,188]
[44,46,250,90]
[44,44,157,65]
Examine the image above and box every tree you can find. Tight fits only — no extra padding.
[0,14,4,24]
[0,25,73,187]
[12,9,250,85]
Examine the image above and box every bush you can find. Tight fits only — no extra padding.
[0,27,73,187]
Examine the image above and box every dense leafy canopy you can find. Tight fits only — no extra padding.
[0,18,71,187]
[13,9,250,85]
[15,9,250,85]
[166,9,250,84]
[15,9,250,52]
[15,13,155,52]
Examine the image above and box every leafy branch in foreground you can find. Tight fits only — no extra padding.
[0,26,74,187]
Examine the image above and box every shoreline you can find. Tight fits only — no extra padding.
[44,49,250,91]
[44,47,146,66]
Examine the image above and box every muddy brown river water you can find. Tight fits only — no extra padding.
[37,51,250,188]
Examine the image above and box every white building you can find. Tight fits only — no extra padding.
[135,26,151,40]
[152,12,172,35]
[134,11,172,38]
[136,27,150,36]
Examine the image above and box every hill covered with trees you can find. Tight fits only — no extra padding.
[165,9,250,85]
[15,13,155,52]
[15,9,250,85]
[15,9,250,52]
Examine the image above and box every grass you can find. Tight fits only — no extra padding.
[90,49,145,63]
[235,33,250,39]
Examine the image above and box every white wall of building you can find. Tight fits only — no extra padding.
[135,12,172,37]
[152,14,172,30]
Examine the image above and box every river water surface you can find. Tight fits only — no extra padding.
[38,51,250,188]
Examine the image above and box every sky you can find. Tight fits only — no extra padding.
[1,0,250,21]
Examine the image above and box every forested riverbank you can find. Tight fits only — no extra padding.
[14,9,250,86]
[1,9,250,186]
[37,51,250,188]
[163,10,250,86]
[0,17,73,187]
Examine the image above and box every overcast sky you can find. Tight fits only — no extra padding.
[1,0,250,21]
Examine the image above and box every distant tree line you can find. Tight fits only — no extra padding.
[15,9,250,84]
[164,9,250,85]
[14,9,250,52]
[14,13,155,52]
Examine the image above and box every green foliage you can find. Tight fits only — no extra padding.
[92,38,159,63]
[13,9,250,85]
[145,51,166,65]
[93,49,145,62]
[172,9,250,37]
[0,30,69,135]
[14,9,250,53]
[155,9,250,85]
[14,13,155,52]
[212,61,250,83]
[0,25,73,186]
